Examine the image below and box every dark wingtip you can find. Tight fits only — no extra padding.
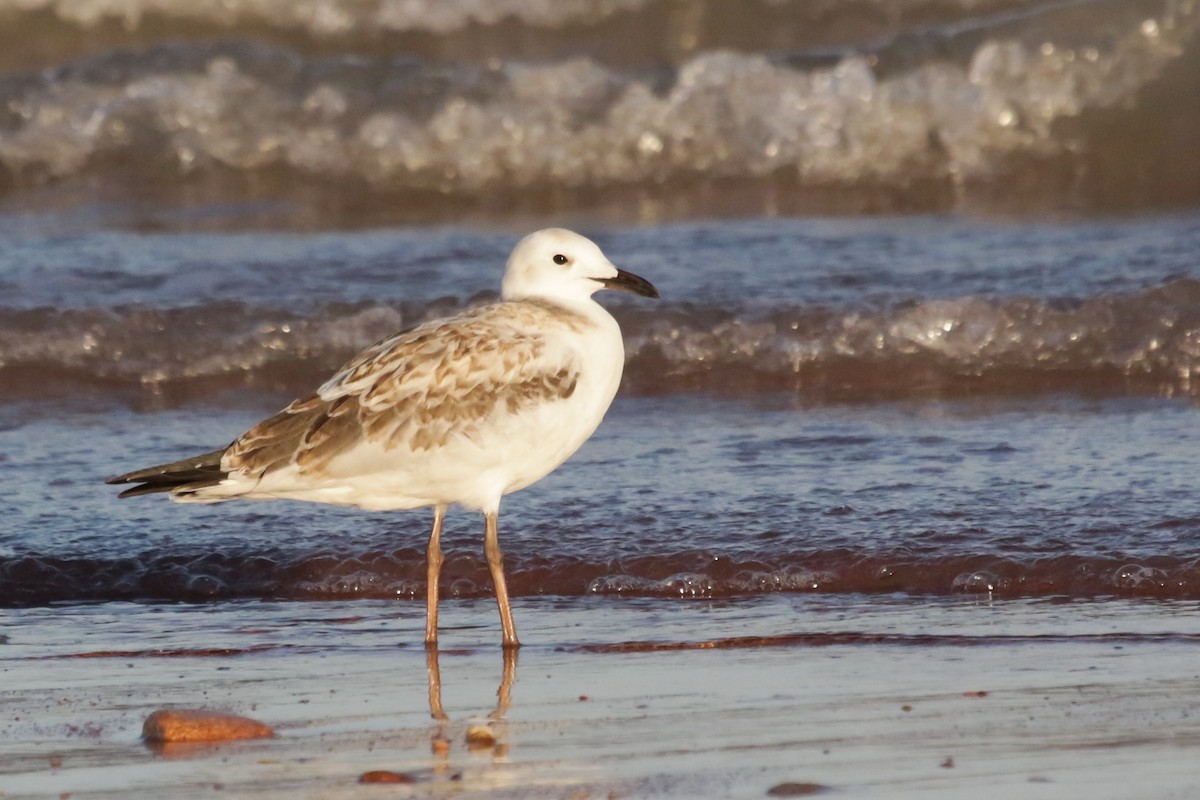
[105,446,230,497]
[116,483,158,499]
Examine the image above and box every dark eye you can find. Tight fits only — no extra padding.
[552,254,569,265]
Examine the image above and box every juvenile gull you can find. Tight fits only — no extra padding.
[107,228,658,648]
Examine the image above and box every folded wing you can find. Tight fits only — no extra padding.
[225,303,583,481]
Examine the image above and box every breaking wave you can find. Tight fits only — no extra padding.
[5,279,1200,404]
[0,0,1196,222]
[1,547,1197,605]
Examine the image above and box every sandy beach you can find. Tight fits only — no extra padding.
[3,595,1198,799]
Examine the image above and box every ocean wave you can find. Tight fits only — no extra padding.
[1,547,1197,605]
[0,0,1195,221]
[0,0,1073,61]
[4,279,1200,403]
[1,0,649,38]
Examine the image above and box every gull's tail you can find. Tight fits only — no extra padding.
[106,446,231,500]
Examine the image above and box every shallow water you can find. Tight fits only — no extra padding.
[4,210,1200,604]
[4,390,1200,604]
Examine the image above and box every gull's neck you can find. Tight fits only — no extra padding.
[509,292,614,325]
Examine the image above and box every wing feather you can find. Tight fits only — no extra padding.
[224,302,587,482]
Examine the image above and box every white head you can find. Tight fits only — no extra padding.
[501,228,658,305]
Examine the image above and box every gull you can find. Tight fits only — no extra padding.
[107,228,659,649]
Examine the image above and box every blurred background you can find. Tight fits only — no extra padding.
[0,0,1196,230]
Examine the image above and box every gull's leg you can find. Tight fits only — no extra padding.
[425,505,447,648]
[484,511,520,648]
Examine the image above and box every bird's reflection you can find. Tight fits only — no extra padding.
[425,647,518,766]
[426,648,450,722]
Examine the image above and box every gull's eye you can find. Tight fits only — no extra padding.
[552,254,569,265]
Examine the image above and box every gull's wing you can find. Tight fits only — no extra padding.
[224,302,585,480]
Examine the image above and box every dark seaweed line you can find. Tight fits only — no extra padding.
[570,631,1200,653]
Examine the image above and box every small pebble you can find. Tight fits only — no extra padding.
[142,709,273,743]
[465,725,496,748]
[766,782,829,797]
[359,770,414,784]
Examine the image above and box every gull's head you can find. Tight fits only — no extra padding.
[501,228,658,305]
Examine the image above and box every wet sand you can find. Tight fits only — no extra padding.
[2,595,1198,799]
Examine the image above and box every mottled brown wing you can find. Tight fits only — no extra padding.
[223,392,364,477]
[224,304,583,479]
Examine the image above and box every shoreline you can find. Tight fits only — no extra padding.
[3,596,1199,798]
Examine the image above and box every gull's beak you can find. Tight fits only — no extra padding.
[599,268,659,299]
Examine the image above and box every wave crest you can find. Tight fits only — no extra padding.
[3,548,1198,605]
[0,0,1196,219]
[5,279,1200,403]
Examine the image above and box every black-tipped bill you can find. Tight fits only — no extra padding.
[600,268,659,299]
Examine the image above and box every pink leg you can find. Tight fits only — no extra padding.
[424,506,446,647]
[484,511,520,648]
